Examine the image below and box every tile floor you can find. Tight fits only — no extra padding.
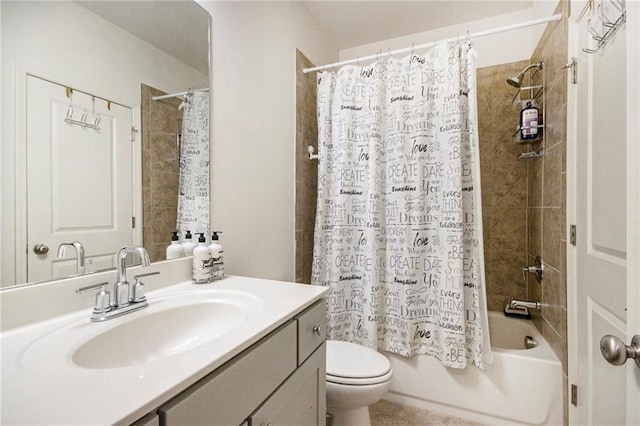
[369,399,482,426]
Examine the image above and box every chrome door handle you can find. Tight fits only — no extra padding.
[600,335,640,369]
[33,244,49,255]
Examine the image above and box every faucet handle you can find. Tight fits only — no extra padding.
[131,272,159,303]
[133,271,160,281]
[76,281,111,314]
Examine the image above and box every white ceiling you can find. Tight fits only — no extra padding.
[76,1,209,75]
[77,1,534,72]
[304,0,534,49]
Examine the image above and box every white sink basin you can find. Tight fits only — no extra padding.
[73,301,246,369]
[21,289,262,372]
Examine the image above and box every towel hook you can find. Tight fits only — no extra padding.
[587,18,604,41]
[597,3,615,27]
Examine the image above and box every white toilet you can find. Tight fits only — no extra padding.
[325,340,393,426]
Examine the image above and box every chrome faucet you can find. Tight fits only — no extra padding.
[57,241,86,275]
[508,300,542,310]
[505,299,542,318]
[76,246,158,322]
[114,246,151,307]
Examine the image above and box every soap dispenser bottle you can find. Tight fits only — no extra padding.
[181,230,197,256]
[208,231,224,281]
[192,233,211,284]
[166,231,185,259]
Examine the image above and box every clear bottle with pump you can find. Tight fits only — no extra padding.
[166,231,185,259]
[181,230,197,256]
[208,231,224,281]
[192,233,211,284]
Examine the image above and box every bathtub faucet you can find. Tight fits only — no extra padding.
[509,300,542,310]
[505,299,542,318]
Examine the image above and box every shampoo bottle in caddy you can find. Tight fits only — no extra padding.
[520,101,540,140]
[166,231,185,259]
[181,230,197,256]
[192,233,211,284]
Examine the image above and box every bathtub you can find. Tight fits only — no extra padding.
[384,311,563,425]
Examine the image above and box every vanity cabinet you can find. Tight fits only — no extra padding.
[154,300,326,426]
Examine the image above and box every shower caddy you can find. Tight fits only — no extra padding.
[513,62,545,161]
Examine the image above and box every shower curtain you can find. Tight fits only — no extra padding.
[312,42,491,369]
[177,91,210,240]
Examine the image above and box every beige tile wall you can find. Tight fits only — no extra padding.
[295,50,318,284]
[477,60,532,312]
[141,84,183,263]
[528,1,569,421]
[528,0,569,373]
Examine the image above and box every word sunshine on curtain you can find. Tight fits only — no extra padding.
[312,42,491,370]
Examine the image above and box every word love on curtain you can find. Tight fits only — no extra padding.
[312,42,491,369]
[177,91,210,239]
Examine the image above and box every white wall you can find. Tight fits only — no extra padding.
[198,1,339,282]
[339,3,561,68]
[1,1,207,286]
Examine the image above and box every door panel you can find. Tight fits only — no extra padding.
[26,75,133,281]
[588,299,626,425]
[571,0,639,424]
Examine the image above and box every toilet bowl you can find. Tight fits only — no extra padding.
[326,340,393,426]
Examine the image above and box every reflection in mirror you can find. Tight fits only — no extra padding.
[1,1,209,288]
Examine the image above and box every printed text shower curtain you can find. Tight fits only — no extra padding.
[177,91,210,239]
[312,42,492,369]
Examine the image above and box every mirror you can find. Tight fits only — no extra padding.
[1,1,209,287]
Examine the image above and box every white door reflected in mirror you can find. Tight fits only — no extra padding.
[26,75,134,283]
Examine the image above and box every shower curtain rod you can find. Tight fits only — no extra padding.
[151,87,209,101]
[303,13,562,74]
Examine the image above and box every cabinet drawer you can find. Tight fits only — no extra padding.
[295,300,326,365]
[250,342,326,426]
[158,321,297,426]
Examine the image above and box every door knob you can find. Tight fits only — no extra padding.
[33,244,49,255]
[600,335,640,368]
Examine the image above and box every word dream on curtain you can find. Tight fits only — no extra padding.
[177,91,210,240]
[311,42,491,370]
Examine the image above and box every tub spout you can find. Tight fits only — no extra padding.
[504,299,541,318]
[509,300,541,310]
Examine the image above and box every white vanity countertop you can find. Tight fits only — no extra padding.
[1,276,327,425]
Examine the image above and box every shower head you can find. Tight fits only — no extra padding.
[506,62,544,88]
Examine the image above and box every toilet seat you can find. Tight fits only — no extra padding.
[326,340,392,385]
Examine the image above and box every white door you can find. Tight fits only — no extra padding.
[26,75,134,282]
[570,0,640,424]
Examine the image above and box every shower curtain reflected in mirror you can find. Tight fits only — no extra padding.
[312,42,491,369]
[177,91,210,240]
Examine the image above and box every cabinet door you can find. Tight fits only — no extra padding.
[250,342,326,426]
[295,300,326,365]
[159,321,297,426]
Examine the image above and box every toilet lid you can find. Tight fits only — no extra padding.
[326,340,391,379]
